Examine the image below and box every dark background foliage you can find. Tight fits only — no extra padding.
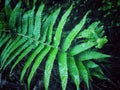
[0,0,120,90]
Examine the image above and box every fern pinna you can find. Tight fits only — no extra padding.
[0,0,110,90]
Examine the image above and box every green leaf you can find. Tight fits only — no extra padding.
[10,42,35,73]
[0,33,6,42]
[33,0,37,6]
[0,39,12,69]
[21,10,29,34]
[96,36,108,49]
[20,44,44,81]
[77,61,89,89]
[90,66,107,80]
[91,72,107,80]
[4,40,35,70]
[41,16,51,42]
[28,7,35,37]
[58,51,68,90]
[85,67,93,81]
[27,46,51,90]
[1,8,32,65]
[53,5,72,46]
[93,67,104,75]
[2,7,37,69]
[68,57,80,90]
[2,6,37,69]
[0,2,109,90]
[62,11,90,51]
[9,1,21,29]
[77,21,100,39]
[44,48,58,90]
[96,25,104,37]
[0,20,6,30]
[0,33,11,47]
[84,61,99,68]
[44,8,61,43]
[1,37,27,69]
[33,3,44,39]
[43,8,61,90]
[70,41,96,56]
[78,50,110,61]
[17,12,22,33]
[5,0,12,18]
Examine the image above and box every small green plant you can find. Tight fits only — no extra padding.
[0,0,110,90]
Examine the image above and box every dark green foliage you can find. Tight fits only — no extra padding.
[0,0,110,90]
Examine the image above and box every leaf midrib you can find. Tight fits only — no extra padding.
[0,30,68,52]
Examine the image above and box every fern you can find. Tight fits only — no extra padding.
[0,0,110,90]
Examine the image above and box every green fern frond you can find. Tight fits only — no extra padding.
[0,1,110,90]
[68,57,80,90]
